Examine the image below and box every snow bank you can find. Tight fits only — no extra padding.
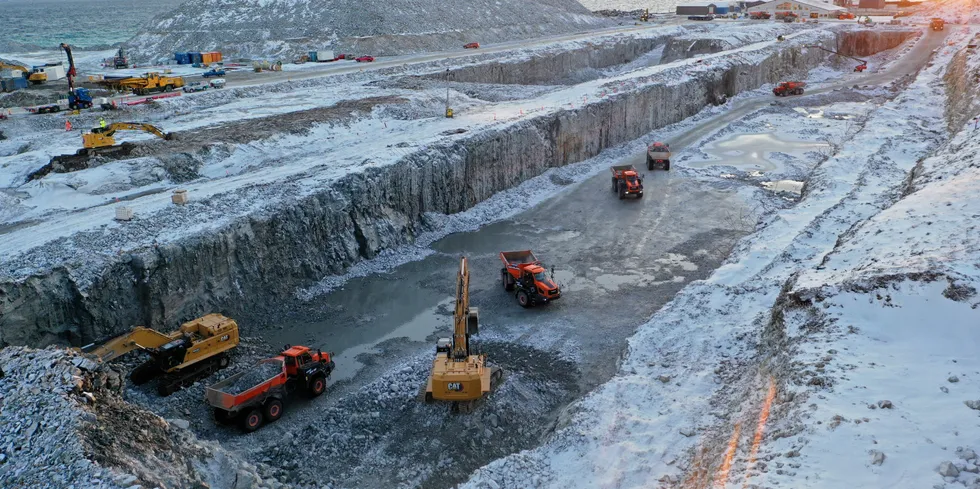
[462,24,970,489]
[127,0,612,62]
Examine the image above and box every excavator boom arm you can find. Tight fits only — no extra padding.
[806,44,867,65]
[81,326,176,362]
[103,122,170,140]
[451,257,470,359]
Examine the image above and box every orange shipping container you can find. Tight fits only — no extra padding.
[202,53,213,64]
[214,52,222,62]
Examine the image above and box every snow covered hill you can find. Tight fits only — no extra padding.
[462,20,980,489]
[127,0,613,62]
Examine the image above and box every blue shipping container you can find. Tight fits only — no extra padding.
[189,52,203,64]
[174,52,191,64]
[308,51,318,62]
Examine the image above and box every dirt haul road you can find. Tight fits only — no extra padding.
[159,27,954,489]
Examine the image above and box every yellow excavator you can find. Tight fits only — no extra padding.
[424,257,503,413]
[81,313,240,396]
[29,122,175,181]
[83,121,173,149]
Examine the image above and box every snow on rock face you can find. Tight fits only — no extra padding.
[127,0,611,62]
[463,26,968,489]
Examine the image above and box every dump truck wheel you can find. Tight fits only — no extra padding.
[241,409,263,433]
[647,156,653,171]
[263,399,284,422]
[612,178,618,192]
[307,373,327,398]
[501,269,514,291]
[618,182,626,200]
[664,160,670,171]
[218,355,230,369]
[517,290,530,308]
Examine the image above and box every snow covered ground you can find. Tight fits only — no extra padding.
[0,22,833,285]
[462,20,980,489]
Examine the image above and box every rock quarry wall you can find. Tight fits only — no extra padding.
[942,34,980,132]
[0,30,914,347]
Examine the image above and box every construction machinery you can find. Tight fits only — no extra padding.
[29,122,174,181]
[500,250,562,307]
[610,164,644,199]
[773,81,806,96]
[749,11,771,19]
[60,43,93,110]
[112,48,129,69]
[646,142,671,170]
[207,345,335,432]
[81,314,240,396]
[931,18,945,31]
[837,12,855,20]
[640,8,650,21]
[101,72,185,95]
[424,257,502,413]
[806,44,868,72]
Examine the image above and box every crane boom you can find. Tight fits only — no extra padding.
[60,43,76,91]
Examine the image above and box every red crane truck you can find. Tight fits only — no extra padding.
[206,345,335,432]
[500,250,562,307]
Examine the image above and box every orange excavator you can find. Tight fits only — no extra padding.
[424,257,502,413]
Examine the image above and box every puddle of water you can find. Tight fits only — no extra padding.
[654,253,698,272]
[762,180,804,195]
[329,297,453,383]
[687,133,831,172]
[793,108,824,119]
[546,230,582,243]
[551,269,591,293]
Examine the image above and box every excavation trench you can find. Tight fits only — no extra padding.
[0,29,914,347]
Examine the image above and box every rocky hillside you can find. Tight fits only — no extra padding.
[0,347,275,489]
[127,0,612,62]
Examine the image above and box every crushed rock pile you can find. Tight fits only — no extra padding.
[127,0,612,62]
[0,346,284,489]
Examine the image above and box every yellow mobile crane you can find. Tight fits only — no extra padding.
[81,313,240,396]
[424,257,503,413]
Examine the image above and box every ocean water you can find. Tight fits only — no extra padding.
[0,0,188,51]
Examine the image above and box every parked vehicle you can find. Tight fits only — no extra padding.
[749,11,771,19]
[499,251,562,307]
[203,68,226,78]
[610,165,644,199]
[183,81,208,93]
[207,345,335,432]
[209,78,226,89]
[837,12,855,19]
[355,56,375,62]
[688,14,715,21]
[464,42,480,49]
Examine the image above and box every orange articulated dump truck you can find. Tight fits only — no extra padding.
[206,345,335,432]
[610,165,644,199]
[931,18,945,31]
[500,250,562,308]
[773,81,806,96]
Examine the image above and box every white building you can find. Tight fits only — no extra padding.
[747,0,847,17]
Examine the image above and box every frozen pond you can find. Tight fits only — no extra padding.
[687,132,831,172]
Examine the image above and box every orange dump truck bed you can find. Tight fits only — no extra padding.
[205,358,287,411]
